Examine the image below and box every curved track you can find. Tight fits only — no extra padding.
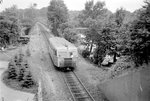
[62,71,95,101]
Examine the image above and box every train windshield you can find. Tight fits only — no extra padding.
[58,51,67,57]
[58,51,77,57]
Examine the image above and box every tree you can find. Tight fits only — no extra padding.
[78,0,106,53]
[63,27,78,43]
[108,8,133,59]
[78,0,106,27]
[17,68,25,81]
[0,6,20,47]
[47,0,68,36]
[77,0,117,65]
[115,8,126,27]
[0,17,20,46]
[22,72,35,88]
[7,66,17,80]
[130,1,150,66]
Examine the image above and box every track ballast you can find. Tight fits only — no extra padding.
[63,71,95,101]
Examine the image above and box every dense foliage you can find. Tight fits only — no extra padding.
[47,0,68,36]
[63,27,78,43]
[77,0,150,66]
[130,1,150,66]
[77,0,115,65]
[0,4,41,47]
[0,6,20,47]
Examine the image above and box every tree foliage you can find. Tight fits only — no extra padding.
[78,0,115,65]
[0,6,20,47]
[78,0,106,27]
[47,0,68,36]
[63,27,78,43]
[21,72,36,88]
[115,8,126,27]
[130,1,150,66]
[7,66,17,80]
[111,9,132,54]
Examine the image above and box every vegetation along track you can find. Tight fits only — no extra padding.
[62,71,95,101]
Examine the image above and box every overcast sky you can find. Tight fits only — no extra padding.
[0,0,145,12]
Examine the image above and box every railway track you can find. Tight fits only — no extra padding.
[38,23,95,101]
[63,71,95,101]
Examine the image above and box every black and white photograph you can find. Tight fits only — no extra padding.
[0,0,150,101]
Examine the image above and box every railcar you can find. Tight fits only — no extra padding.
[49,37,78,70]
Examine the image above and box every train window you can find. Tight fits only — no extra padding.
[59,51,67,57]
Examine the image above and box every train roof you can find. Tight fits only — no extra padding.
[49,37,77,50]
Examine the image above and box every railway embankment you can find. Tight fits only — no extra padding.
[99,64,150,101]
[75,56,110,101]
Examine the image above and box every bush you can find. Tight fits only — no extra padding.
[21,72,36,88]
[130,1,150,66]
[7,67,17,80]
[82,49,90,58]
[17,68,25,81]
[93,47,106,65]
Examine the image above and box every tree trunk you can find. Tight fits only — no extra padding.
[86,42,90,50]
[144,48,148,64]
[89,40,94,54]
[113,47,117,63]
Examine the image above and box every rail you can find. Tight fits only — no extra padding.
[62,71,96,101]
[38,22,95,101]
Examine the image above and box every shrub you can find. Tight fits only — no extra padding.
[17,68,25,81]
[82,49,90,58]
[7,67,17,80]
[21,72,36,88]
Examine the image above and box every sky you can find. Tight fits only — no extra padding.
[0,0,145,13]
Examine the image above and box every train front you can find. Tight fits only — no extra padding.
[58,46,78,70]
